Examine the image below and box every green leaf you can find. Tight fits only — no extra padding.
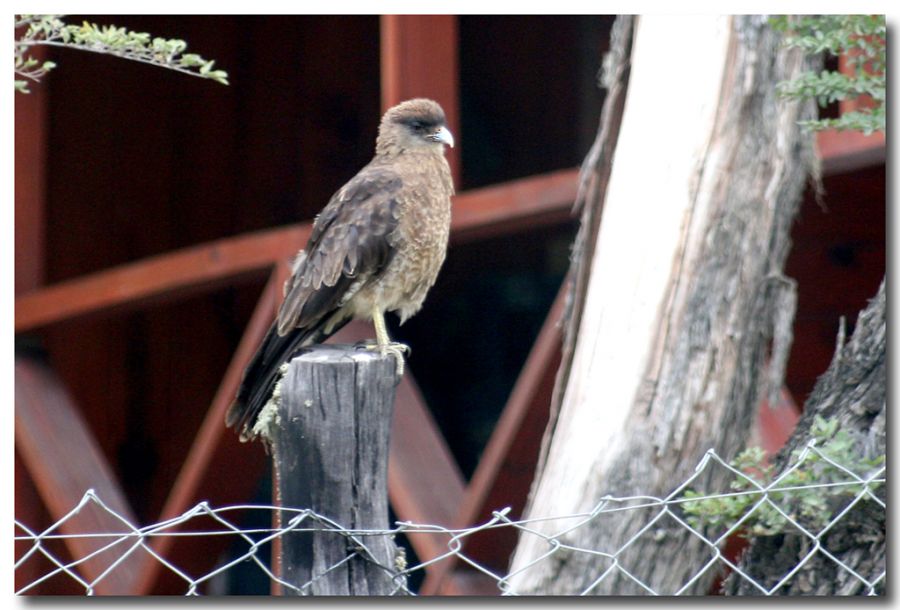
[209,70,230,85]
[179,53,203,67]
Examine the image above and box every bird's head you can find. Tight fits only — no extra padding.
[377,98,455,156]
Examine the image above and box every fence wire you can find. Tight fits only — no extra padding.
[15,441,885,596]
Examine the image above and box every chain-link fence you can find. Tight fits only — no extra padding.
[15,441,885,596]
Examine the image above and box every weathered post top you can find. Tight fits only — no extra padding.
[264,345,406,596]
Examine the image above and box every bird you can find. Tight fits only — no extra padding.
[226,98,455,442]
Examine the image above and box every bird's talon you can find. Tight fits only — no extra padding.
[380,342,410,357]
[379,342,409,377]
[357,341,409,377]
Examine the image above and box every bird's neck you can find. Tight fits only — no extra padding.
[373,148,453,197]
[375,139,446,159]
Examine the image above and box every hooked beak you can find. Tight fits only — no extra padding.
[430,126,455,148]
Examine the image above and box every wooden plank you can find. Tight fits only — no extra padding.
[450,168,578,243]
[455,286,563,541]
[131,269,280,594]
[15,170,578,335]
[817,129,885,175]
[15,358,147,594]
[15,121,868,341]
[14,224,309,333]
[838,50,878,117]
[421,287,565,594]
[381,15,461,184]
[14,49,47,296]
[817,23,882,175]
[388,375,465,527]
[755,387,801,457]
[14,133,878,338]
[15,449,84,594]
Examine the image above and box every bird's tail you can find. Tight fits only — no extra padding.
[225,316,350,441]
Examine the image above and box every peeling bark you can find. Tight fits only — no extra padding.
[727,279,885,596]
[510,16,819,595]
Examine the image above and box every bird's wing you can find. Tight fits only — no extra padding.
[276,165,403,336]
[227,166,404,439]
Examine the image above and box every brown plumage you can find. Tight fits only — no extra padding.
[226,99,455,441]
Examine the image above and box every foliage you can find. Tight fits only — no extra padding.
[681,416,884,537]
[770,15,885,135]
[14,14,229,93]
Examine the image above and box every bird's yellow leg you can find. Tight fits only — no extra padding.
[373,308,391,348]
[371,308,409,377]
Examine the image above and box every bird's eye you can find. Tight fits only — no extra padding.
[410,121,425,132]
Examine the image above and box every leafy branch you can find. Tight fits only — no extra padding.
[770,15,885,135]
[15,15,229,93]
[681,417,884,537]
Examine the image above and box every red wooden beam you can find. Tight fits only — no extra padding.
[18,134,868,338]
[15,358,147,594]
[131,269,280,594]
[754,386,801,457]
[14,224,309,333]
[14,136,881,339]
[454,287,564,545]
[817,37,884,176]
[421,286,566,595]
[450,168,578,243]
[390,375,466,562]
[15,170,580,335]
[15,450,84,594]
[838,47,879,117]
[15,128,878,339]
[381,15,461,184]
[817,129,885,176]
[14,48,47,296]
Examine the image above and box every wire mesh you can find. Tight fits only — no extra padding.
[15,441,885,596]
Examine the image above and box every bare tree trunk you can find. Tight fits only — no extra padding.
[509,15,818,595]
[727,279,885,595]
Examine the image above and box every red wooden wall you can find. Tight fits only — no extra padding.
[15,15,885,595]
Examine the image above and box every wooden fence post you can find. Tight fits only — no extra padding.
[261,345,407,595]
